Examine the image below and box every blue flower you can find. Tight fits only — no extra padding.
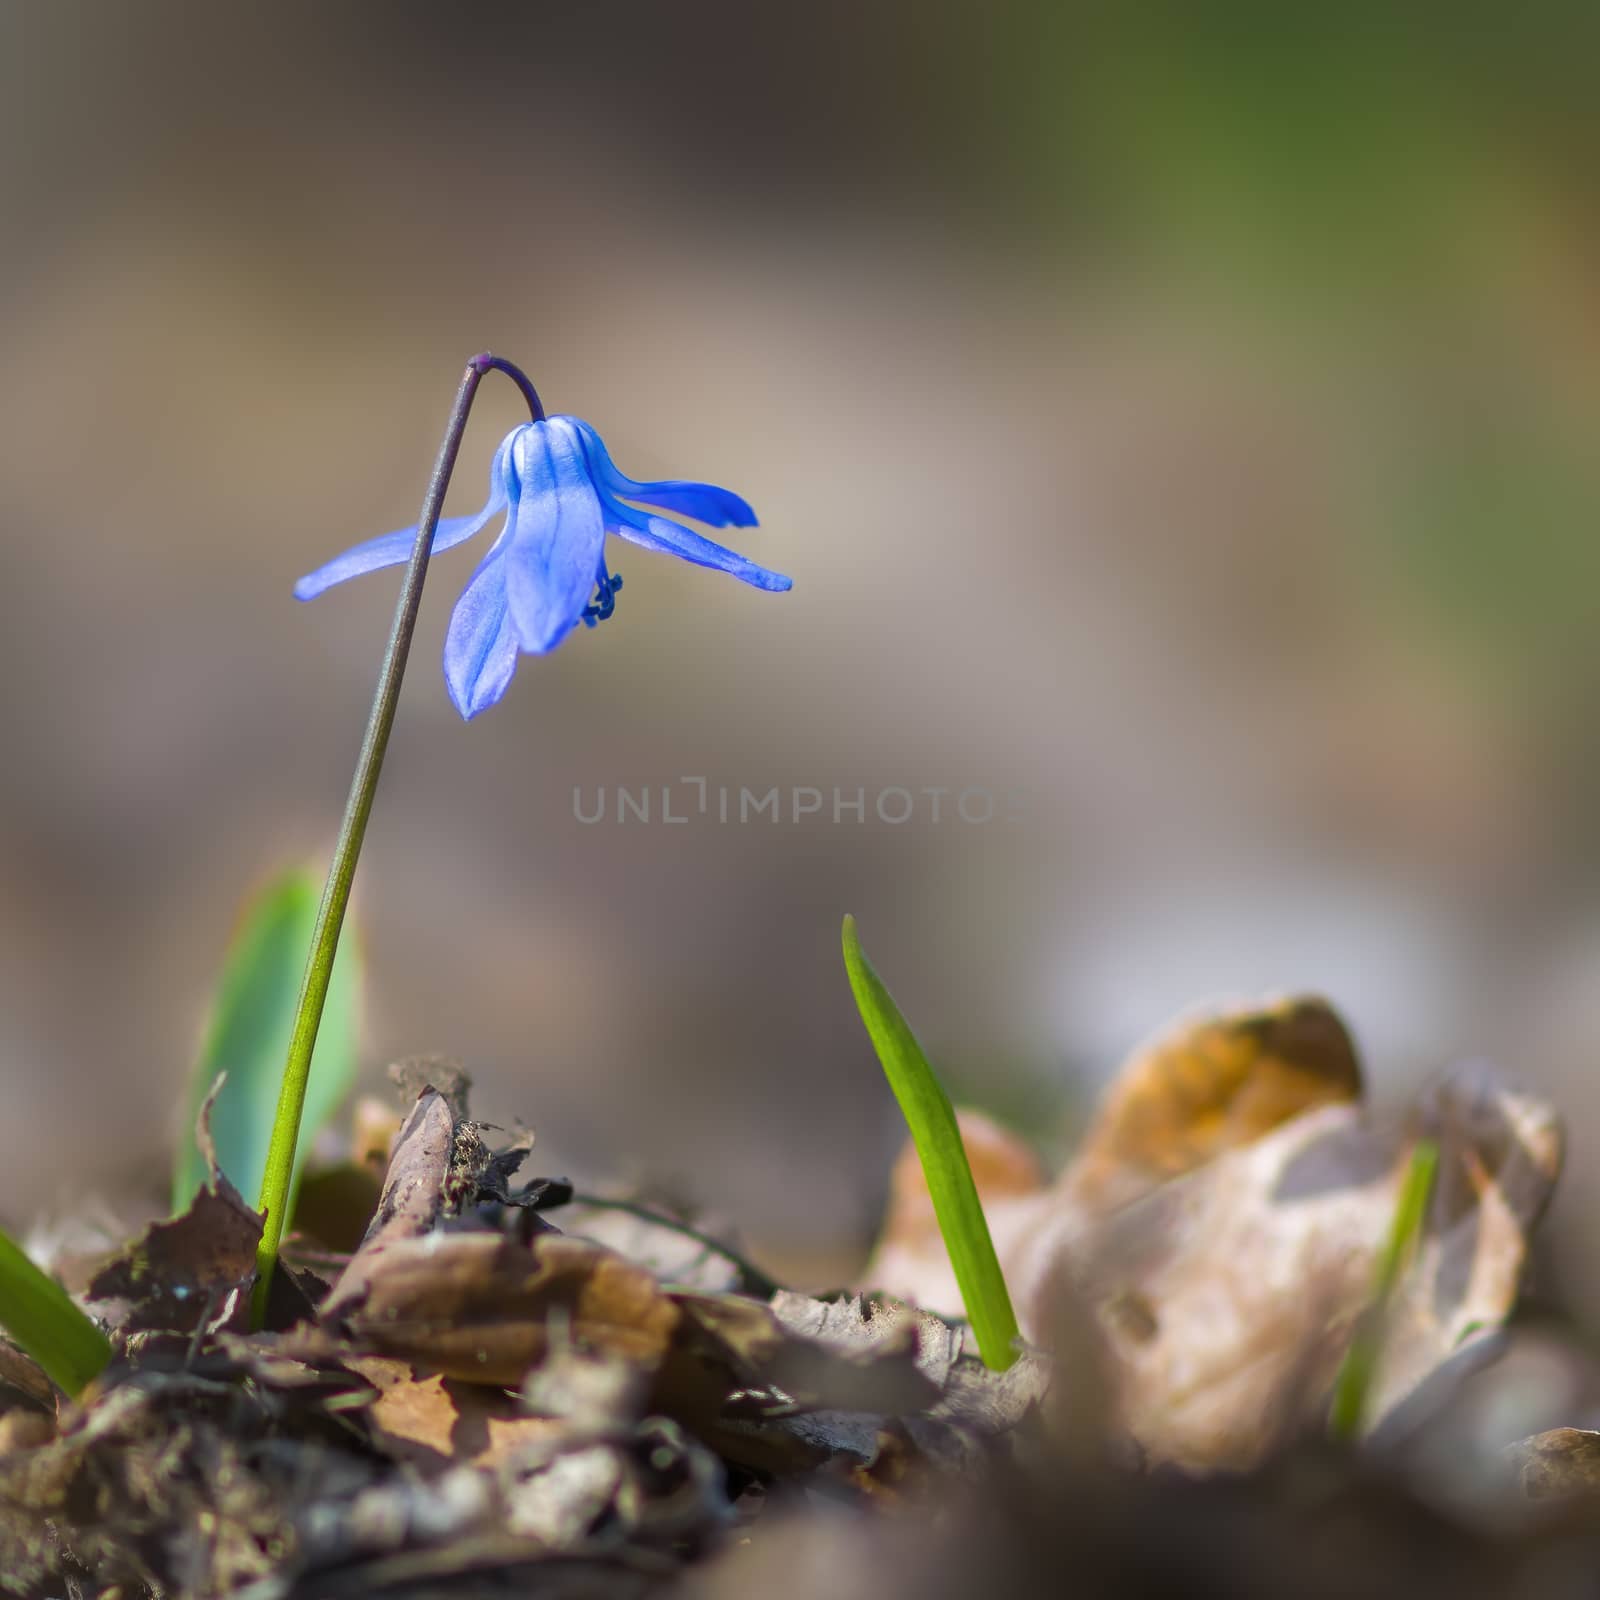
[295,417,791,718]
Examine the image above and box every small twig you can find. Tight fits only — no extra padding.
[183,1287,229,1371]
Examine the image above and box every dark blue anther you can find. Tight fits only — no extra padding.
[581,560,624,627]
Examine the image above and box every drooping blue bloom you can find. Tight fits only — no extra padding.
[295,417,791,719]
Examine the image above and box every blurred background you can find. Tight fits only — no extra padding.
[2,3,1598,1301]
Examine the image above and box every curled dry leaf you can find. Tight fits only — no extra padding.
[715,1292,942,1415]
[1077,1059,1561,1469]
[768,1290,962,1393]
[659,1290,1023,1483]
[1365,1062,1563,1432]
[86,1078,264,1336]
[347,1087,457,1253]
[1504,1428,1600,1503]
[922,1344,1052,1442]
[320,1232,682,1387]
[1064,994,1363,1212]
[0,1339,57,1418]
[861,995,1562,1473]
[1074,1100,1396,1468]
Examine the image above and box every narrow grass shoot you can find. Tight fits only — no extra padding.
[0,1228,111,1399]
[841,914,1020,1370]
[1328,1136,1440,1441]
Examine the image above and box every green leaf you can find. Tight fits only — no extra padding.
[1328,1136,1440,1442]
[172,870,361,1215]
[0,1227,111,1397]
[841,915,1020,1370]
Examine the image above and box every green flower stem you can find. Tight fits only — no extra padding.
[251,354,539,1325]
[1328,1136,1440,1441]
[841,915,1020,1370]
[0,1226,111,1398]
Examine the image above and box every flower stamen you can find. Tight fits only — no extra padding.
[581,561,624,628]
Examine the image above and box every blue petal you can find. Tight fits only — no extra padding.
[568,417,757,528]
[293,435,513,601]
[603,497,792,592]
[502,419,609,654]
[443,546,520,719]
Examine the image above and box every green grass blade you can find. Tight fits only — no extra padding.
[841,915,1020,1370]
[1328,1136,1440,1441]
[173,869,361,1214]
[0,1227,111,1398]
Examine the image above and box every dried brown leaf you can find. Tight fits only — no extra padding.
[859,991,1560,1474]
[767,1291,961,1397]
[0,1339,57,1417]
[322,1233,681,1387]
[662,1291,940,1424]
[349,1087,457,1254]
[1367,1062,1563,1429]
[651,1292,1013,1484]
[1074,1061,1560,1469]
[1065,994,1363,1214]
[85,1182,262,1335]
[84,1075,264,1335]
[1504,1428,1600,1501]
[345,1355,563,1470]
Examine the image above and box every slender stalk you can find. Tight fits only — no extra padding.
[1328,1137,1440,1441]
[252,354,542,1323]
[841,915,1020,1370]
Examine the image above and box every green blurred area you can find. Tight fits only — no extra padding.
[173,870,360,1216]
[988,2,1600,784]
